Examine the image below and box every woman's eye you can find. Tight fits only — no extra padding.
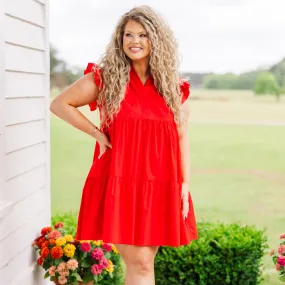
[125,33,132,37]
[140,34,147,37]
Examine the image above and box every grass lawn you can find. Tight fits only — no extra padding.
[51,89,285,284]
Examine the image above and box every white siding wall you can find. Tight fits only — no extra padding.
[0,0,50,284]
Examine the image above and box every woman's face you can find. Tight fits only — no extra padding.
[122,20,151,63]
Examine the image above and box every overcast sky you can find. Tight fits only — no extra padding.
[50,0,285,74]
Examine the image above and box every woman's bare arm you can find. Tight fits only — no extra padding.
[178,98,191,183]
[50,72,111,147]
[178,98,191,219]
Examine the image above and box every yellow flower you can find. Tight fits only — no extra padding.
[93,240,102,246]
[56,237,66,247]
[64,235,73,242]
[105,260,114,273]
[111,244,118,254]
[79,240,90,244]
[63,244,76,258]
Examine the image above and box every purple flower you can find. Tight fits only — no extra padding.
[80,242,91,252]
[91,248,104,260]
[91,264,102,275]
[102,243,112,252]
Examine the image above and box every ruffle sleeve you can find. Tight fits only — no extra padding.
[84,62,103,111]
[180,80,190,104]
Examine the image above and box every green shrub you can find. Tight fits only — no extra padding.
[155,221,268,285]
[52,212,124,285]
[52,211,78,236]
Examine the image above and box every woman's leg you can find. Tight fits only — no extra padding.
[115,244,160,285]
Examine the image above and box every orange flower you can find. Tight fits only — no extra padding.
[50,246,64,259]
[40,247,50,259]
[37,257,44,266]
[42,241,49,248]
[41,227,52,236]
[49,239,56,245]
[37,237,47,248]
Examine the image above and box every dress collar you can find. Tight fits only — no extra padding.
[130,64,153,87]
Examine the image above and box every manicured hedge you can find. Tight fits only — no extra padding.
[154,222,268,285]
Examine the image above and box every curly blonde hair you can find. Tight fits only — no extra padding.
[96,5,184,128]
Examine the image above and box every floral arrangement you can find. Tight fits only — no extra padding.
[32,222,118,285]
[270,233,285,282]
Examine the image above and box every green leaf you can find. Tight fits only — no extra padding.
[83,274,93,283]
[81,259,91,268]
[279,274,285,282]
[104,252,111,259]
[44,271,50,279]
[42,260,50,271]
[71,272,83,282]
[54,259,61,266]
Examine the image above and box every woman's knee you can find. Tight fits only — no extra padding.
[124,246,159,273]
[129,256,153,272]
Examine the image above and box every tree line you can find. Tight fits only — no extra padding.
[202,58,285,100]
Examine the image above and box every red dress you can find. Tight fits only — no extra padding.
[75,63,198,246]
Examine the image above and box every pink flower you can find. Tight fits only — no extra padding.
[102,243,112,252]
[55,222,64,229]
[67,259,78,270]
[99,257,109,269]
[48,230,61,240]
[80,242,91,252]
[57,262,69,276]
[58,275,67,284]
[280,233,285,239]
[269,249,275,256]
[91,248,104,260]
[91,264,102,275]
[277,256,285,267]
[48,265,56,276]
[276,262,281,271]
[278,245,285,255]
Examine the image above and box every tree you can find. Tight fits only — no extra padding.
[233,71,261,90]
[203,73,238,89]
[50,44,67,74]
[253,72,281,101]
[50,44,83,88]
[269,57,285,88]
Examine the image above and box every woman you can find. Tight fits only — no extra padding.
[50,5,198,285]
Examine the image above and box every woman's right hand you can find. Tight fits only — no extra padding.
[96,131,112,158]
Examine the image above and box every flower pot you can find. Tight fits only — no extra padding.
[54,281,94,285]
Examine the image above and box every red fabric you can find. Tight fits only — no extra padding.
[76,63,198,246]
[180,80,190,104]
[83,63,103,111]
